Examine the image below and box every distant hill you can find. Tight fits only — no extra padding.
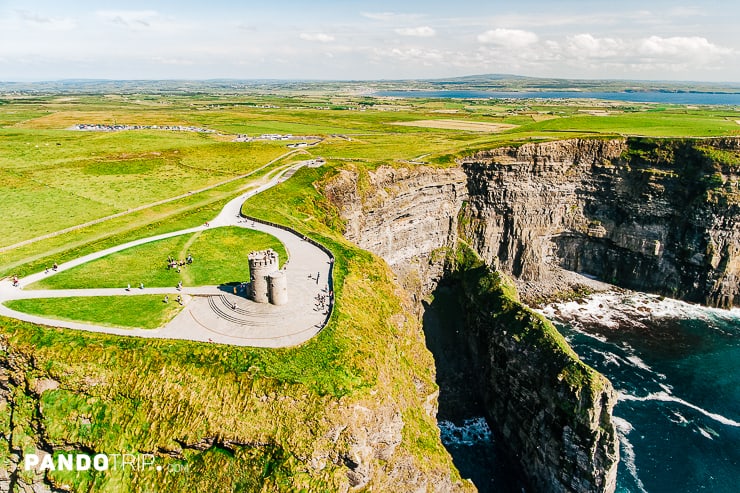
[2,74,739,95]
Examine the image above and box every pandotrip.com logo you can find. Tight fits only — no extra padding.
[24,452,189,473]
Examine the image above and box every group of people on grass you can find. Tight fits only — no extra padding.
[166,254,193,273]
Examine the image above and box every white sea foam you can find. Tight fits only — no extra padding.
[625,355,652,372]
[669,410,688,425]
[613,415,647,493]
[612,415,633,434]
[698,427,714,440]
[540,290,740,335]
[590,348,622,367]
[619,391,740,427]
[438,416,493,446]
[658,382,673,393]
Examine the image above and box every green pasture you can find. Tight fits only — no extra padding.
[29,227,286,290]
[0,157,300,279]
[3,295,183,329]
[0,127,288,247]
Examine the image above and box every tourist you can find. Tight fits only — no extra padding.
[163,295,169,303]
[177,281,182,290]
[12,275,19,287]
[52,262,58,271]
[126,283,130,291]
[139,282,144,290]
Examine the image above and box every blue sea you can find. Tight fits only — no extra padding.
[539,293,740,493]
[374,90,740,105]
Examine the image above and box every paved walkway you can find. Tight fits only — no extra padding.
[0,161,333,348]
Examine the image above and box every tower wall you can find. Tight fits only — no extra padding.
[268,271,288,305]
[249,249,279,304]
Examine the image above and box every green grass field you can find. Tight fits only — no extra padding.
[4,295,183,329]
[29,227,286,290]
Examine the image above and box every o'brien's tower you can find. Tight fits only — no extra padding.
[248,249,287,305]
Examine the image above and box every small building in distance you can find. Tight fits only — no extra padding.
[248,249,287,305]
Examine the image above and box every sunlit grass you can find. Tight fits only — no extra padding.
[4,295,183,329]
[30,227,286,289]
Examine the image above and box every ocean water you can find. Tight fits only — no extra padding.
[374,90,740,105]
[539,294,740,493]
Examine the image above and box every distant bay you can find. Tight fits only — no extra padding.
[373,90,740,105]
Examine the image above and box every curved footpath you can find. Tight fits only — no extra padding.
[0,161,333,348]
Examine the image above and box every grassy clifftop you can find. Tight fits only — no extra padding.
[0,164,469,492]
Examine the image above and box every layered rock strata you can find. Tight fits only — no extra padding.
[461,138,739,308]
[326,136,739,492]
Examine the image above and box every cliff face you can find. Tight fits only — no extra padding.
[326,160,620,493]
[325,165,468,297]
[325,136,739,492]
[454,262,618,493]
[461,138,740,308]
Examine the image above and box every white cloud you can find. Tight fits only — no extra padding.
[395,26,436,37]
[386,47,444,63]
[150,57,195,66]
[299,32,335,43]
[566,33,624,58]
[15,10,76,31]
[638,36,731,58]
[97,10,159,30]
[477,28,539,48]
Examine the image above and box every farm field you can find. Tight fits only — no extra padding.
[3,93,738,265]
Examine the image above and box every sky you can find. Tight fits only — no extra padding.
[1,0,739,82]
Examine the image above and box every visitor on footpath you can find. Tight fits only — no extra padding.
[140,282,144,290]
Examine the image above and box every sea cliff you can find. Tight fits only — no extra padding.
[325,136,740,491]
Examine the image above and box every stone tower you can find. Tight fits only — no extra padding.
[248,249,287,305]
